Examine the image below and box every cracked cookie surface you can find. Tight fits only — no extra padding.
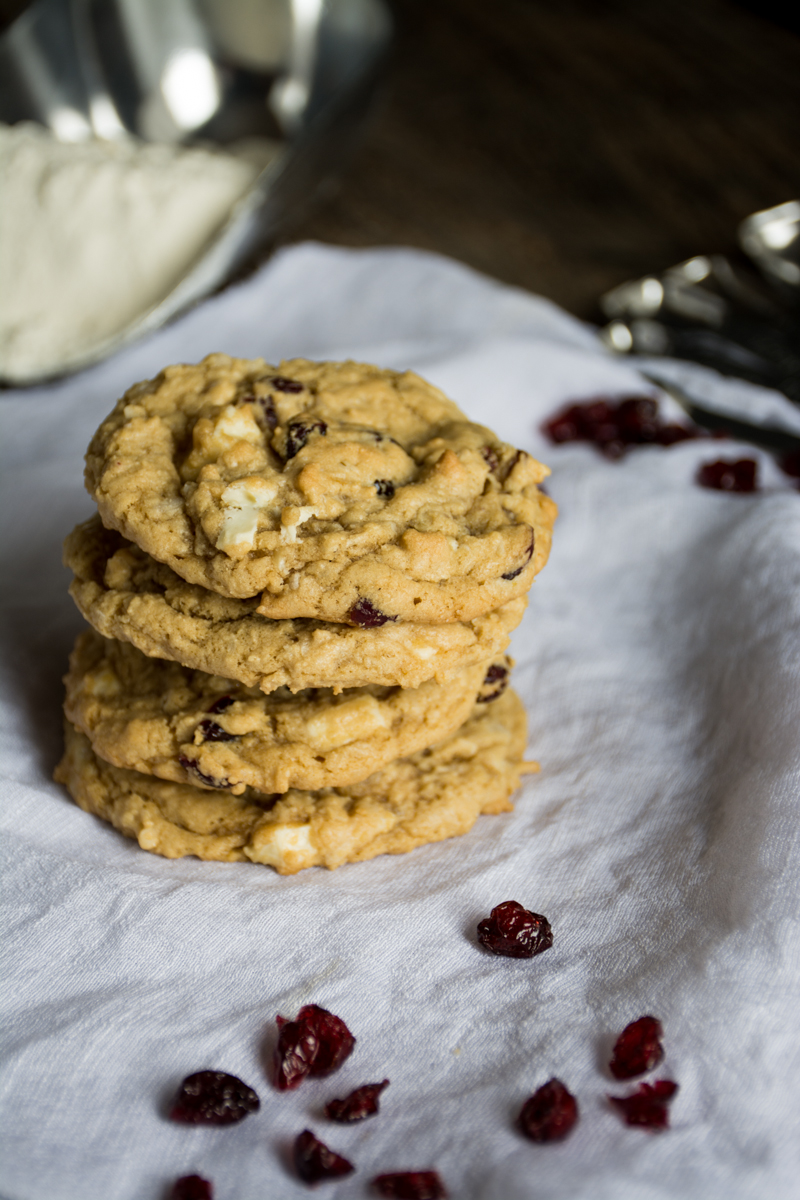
[85,356,555,622]
[64,628,501,795]
[65,516,527,693]
[55,689,533,873]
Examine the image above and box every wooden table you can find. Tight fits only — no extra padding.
[288,0,800,319]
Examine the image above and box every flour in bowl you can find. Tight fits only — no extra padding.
[0,122,276,382]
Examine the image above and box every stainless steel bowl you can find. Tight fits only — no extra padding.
[0,0,391,382]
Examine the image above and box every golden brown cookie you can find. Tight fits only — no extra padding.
[64,628,506,795]
[55,689,534,873]
[65,516,527,693]
[85,356,555,622]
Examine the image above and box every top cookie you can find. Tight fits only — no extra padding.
[85,356,555,623]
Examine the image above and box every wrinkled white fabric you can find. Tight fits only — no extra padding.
[1,243,799,1200]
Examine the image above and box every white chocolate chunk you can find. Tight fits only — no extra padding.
[247,822,315,871]
[302,695,390,752]
[216,478,278,551]
[412,645,437,660]
[280,505,317,543]
[84,666,122,697]
[212,404,263,447]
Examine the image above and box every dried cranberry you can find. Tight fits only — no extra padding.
[518,1078,579,1142]
[346,598,397,628]
[294,1129,354,1184]
[196,719,238,743]
[477,662,509,703]
[284,419,327,459]
[178,755,232,790]
[542,395,697,458]
[169,1071,259,1125]
[779,448,800,479]
[258,396,278,429]
[615,397,659,442]
[374,479,396,498]
[657,424,696,446]
[251,393,280,432]
[608,1080,678,1130]
[273,1004,356,1091]
[325,1079,389,1122]
[481,445,500,474]
[477,900,553,958]
[501,529,535,581]
[170,1176,213,1200]
[609,1016,664,1080]
[270,375,304,393]
[696,458,758,492]
[206,695,234,715]
[241,389,277,430]
[371,1171,447,1199]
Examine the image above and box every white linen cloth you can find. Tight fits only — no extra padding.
[1,243,799,1200]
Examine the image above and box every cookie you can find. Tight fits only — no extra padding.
[55,689,534,873]
[85,356,556,622]
[65,516,527,693]
[64,628,505,795]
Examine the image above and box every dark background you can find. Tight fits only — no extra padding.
[3,0,799,321]
[289,0,800,318]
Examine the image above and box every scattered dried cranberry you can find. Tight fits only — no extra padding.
[270,375,304,393]
[294,1129,354,1184]
[346,598,397,628]
[477,662,509,703]
[542,395,697,459]
[169,1071,260,1125]
[196,719,238,743]
[371,1171,447,1199]
[374,479,396,498]
[518,1078,579,1142]
[325,1079,389,1122]
[608,1080,678,1130]
[501,529,535,581]
[284,419,327,459]
[178,755,232,790]
[206,695,235,715]
[609,1016,664,1080]
[696,458,758,492]
[273,1004,356,1091]
[170,1176,213,1200]
[779,448,800,479]
[477,900,553,958]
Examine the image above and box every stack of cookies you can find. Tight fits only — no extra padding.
[55,358,556,873]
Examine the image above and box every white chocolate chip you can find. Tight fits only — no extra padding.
[213,404,263,446]
[412,645,437,660]
[216,478,277,551]
[85,666,121,697]
[279,505,317,543]
[247,823,315,871]
[303,695,390,751]
[217,507,259,550]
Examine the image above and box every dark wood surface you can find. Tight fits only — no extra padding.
[287,0,800,319]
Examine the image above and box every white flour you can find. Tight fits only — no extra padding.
[0,122,275,382]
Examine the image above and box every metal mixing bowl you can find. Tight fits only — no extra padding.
[0,0,391,382]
